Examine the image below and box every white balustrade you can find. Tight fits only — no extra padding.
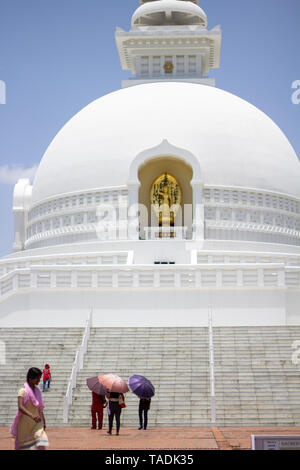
[63,309,92,423]
[0,251,130,274]
[0,265,299,303]
[208,304,216,424]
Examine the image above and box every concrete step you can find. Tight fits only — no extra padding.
[2,325,300,427]
[68,327,210,427]
[0,327,84,427]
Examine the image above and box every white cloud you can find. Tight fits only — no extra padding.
[0,164,38,185]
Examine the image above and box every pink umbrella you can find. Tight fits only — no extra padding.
[86,376,108,395]
[98,373,129,393]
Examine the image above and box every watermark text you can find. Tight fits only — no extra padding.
[0,341,6,365]
[291,80,300,104]
[0,80,6,104]
[292,340,300,365]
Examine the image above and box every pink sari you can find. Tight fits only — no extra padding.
[10,382,46,450]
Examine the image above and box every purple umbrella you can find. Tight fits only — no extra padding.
[86,376,109,395]
[129,375,155,398]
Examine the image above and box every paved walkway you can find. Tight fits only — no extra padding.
[1,426,300,450]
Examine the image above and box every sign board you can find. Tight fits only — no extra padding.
[251,435,300,450]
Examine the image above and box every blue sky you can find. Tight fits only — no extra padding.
[0,0,299,257]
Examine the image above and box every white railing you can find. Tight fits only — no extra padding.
[0,264,299,302]
[63,309,93,423]
[208,303,216,424]
[0,250,130,274]
[194,249,300,266]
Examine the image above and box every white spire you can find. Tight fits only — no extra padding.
[115,0,221,88]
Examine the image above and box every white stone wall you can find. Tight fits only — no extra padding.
[0,288,292,328]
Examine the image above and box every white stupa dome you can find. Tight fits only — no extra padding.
[31,82,300,206]
[5,1,300,334]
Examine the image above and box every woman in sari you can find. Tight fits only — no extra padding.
[10,367,49,450]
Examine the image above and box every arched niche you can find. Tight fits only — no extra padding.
[138,156,193,238]
[127,140,203,240]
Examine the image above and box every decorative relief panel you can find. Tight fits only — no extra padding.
[62,216,71,227]
[53,217,60,229]
[87,212,97,223]
[275,215,284,227]
[28,189,128,222]
[74,214,84,225]
[263,213,273,225]
[220,208,232,221]
[202,187,299,244]
[203,187,300,214]
[204,208,216,220]
[249,212,261,223]
[235,210,246,222]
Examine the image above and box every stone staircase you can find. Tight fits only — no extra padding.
[68,327,211,428]
[213,326,300,426]
[0,328,83,427]
[1,326,300,428]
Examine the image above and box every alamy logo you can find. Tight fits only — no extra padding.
[0,341,6,365]
[0,80,6,104]
[291,80,300,104]
[291,340,300,365]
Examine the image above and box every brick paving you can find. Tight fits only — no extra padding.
[1,426,300,450]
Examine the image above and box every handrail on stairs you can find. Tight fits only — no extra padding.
[63,309,93,423]
[208,303,216,424]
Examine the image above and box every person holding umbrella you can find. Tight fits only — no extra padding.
[129,375,155,431]
[138,397,151,430]
[86,376,108,430]
[91,392,107,430]
[106,391,123,435]
[98,374,129,436]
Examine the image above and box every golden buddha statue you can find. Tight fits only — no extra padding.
[150,173,182,228]
[158,184,173,227]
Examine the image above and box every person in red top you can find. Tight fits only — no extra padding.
[91,392,106,430]
[42,364,51,392]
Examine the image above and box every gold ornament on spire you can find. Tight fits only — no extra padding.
[163,61,174,74]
